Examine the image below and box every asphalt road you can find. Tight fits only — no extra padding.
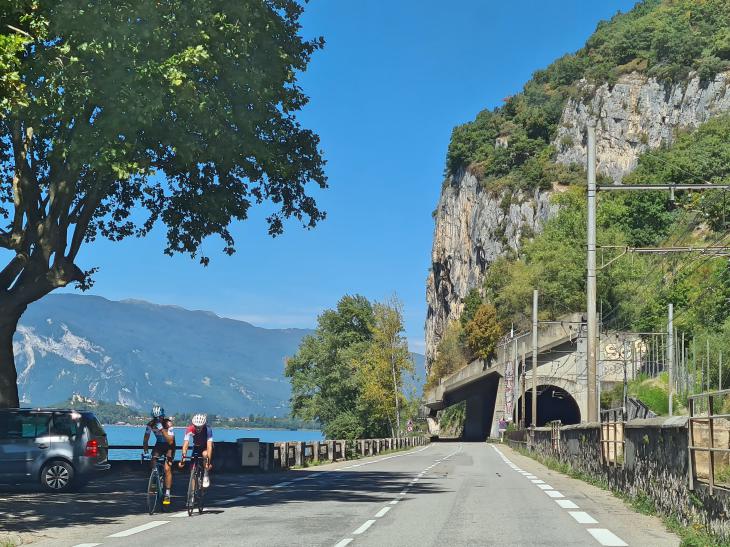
[1,442,679,546]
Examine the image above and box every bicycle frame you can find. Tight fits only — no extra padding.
[185,454,206,516]
[142,453,167,515]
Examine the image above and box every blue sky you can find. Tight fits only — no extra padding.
[72,0,638,354]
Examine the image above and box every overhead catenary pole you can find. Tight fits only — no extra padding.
[586,119,598,423]
[720,351,723,391]
[532,289,539,428]
[513,333,519,424]
[668,304,674,417]
[521,341,526,429]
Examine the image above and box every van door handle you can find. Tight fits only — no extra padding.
[36,443,49,449]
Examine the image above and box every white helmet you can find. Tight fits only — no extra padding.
[192,413,207,427]
[151,404,165,418]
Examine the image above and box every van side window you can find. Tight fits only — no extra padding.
[21,414,51,438]
[51,414,81,437]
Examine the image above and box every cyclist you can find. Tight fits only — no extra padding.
[179,413,213,488]
[143,404,175,505]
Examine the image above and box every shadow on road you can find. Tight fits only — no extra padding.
[0,467,445,535]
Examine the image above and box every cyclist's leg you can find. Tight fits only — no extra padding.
[163,451,173,489]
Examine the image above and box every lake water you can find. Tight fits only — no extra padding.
[104,424,323,460]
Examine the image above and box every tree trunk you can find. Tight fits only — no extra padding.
[0,307,25,408]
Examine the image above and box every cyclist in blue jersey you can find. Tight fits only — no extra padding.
[143,404,175,505]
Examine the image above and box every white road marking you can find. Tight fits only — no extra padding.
[525,475,537,479]
[171,510,191,518]
[375,506,391,518]
[587,529,628,546]
[272,481,293,488]
[292,477,309,481]
[569,511,598,524]
[334,539,353,547]
[107,521,169,538]
[400,490,408,495]
[247,490,265,496]
[219,495,248,504]
[389,500,399,505]
[555,499,580,509]
[545,490,565,498]
[353,520,376,535]
[531,479,545,484]
[72,544,102,547]
[537,484,553,490]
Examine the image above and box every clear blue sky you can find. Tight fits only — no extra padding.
[73,0,637,354]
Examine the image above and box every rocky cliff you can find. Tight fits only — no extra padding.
[426,71,730,365]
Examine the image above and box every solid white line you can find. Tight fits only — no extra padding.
[389,499,399,505]
[531,479,545,484]
[587,529,628,546]
[171,510,191,518]
[107,521,169,538]
[375,506,391,518]
[334,539,353,547]
[545,490,565,498]
[353,520,376,535]
[555,499,579,509]
[537,484,553,490]
[569,511,598,524]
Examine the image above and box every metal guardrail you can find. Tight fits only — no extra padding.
[600,407,625,467]
[688,388,730,494]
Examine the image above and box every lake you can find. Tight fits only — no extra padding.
[104,424,323,460]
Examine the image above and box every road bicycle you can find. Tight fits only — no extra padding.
[142,453,168,515]
[184,453,206,516]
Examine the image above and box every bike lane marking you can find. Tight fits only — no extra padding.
[107,520,169,537]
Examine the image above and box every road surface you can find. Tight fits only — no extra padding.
[1,442,678,546]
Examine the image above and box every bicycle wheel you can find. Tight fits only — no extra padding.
[147,469,159,515]
[186,463,196,516]
[197,466,205,514]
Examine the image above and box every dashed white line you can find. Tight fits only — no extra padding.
[537,484,553,490]
[587,529,628,546]
[272,481,293,488]
[353,520,376,535]
[334,539,353,547]
[555,499,580,509]
[400,490,408,495]
[72,544,102,547]
[531,479,545,484]
[545,490,565,498]
[569,511,598,524]
[247,490,266,496]
[389,499,399,505]
[107,521,169,538]
[375,506,391,518]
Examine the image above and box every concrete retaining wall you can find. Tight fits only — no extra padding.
[508,419,730,541]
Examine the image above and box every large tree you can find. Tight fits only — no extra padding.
[0,1,327,407]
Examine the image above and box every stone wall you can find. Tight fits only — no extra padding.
[509,418,730,541]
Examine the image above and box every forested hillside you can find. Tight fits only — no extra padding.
[427,0,730,390]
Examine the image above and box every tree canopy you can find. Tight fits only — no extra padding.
[285,295,416,439]
[0,0,326,407]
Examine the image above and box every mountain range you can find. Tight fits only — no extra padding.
[14,294,424,417]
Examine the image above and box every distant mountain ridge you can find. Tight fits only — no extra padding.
[14,294,426,417]
[14,294,313,416]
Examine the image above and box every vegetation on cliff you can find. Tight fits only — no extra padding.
[445,0,730,190]
[437,115,730,393]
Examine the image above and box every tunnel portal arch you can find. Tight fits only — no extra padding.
[518,384,581,427]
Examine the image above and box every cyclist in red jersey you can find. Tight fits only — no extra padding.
[178,413,213,488]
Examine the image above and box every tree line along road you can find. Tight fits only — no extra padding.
[2,442,678,546]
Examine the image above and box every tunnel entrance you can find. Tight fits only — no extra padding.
[519,385,580,427]
[440,373,500,442]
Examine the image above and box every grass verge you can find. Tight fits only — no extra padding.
[510,445,729,547]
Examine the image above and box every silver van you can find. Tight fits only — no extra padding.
[0,408,110,491]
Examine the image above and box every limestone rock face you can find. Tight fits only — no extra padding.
[557,71,730,181]
[425,71,730,366]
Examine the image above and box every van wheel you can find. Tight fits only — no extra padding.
[40,460,75,492]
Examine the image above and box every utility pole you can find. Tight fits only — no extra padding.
[513,333,518,424]
[622,339,628,415]
[521,341,526,429]
[532,289,539,428]
[668,304,674,417]
[720,351,723,391]
[586,119,598,423]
